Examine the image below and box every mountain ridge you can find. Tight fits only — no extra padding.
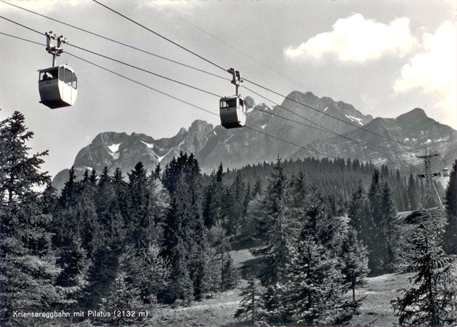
[51,91,456,190]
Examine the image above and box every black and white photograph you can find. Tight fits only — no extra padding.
[0,0,456,326]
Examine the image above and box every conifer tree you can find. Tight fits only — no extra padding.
[251,157,292,286]
[234,278,265,324]
[340,227,370,302]
[443,160,457,254]
[161,153,209,303]
[393,209,457,325]
[127,162,153,248]
[102,249,143,326]
[0,112,65,322]
[381,182,398,272]
[203,163,225,228]
[118,243,169,305]
[284,236,355,325]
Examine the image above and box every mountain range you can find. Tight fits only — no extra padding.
[52,91,457,190]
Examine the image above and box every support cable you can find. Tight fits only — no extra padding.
[88,1,408,147]
[0,29,393,161]
[0,0,228,81]
[92,0,228,73]
[243,85,393,157]
[0,8,409,152]
[243,77,408,146]
[0,15,222,98]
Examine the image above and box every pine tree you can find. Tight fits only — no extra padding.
[284,236,356,325]
[234,278,265,324]
[393,209,457,325]
[381,182,398,272]
[127,162,153,248]
[443,160,457,254]
[340,227,370,302]
[161,153,208,303]
[202,163,225,229]
[102,249,143,326]
[118,243,169,305]
[0,112,65,323]
[250,157,293,286]
[55,236,90,307]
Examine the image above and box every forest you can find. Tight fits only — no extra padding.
[1,111,456,326]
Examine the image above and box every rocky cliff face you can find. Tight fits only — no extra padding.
[290,108,457,172]
[51,91,456,190]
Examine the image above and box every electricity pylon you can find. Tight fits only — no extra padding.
[416,152,443,209]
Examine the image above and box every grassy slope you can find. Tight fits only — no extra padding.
[145,249,414,326]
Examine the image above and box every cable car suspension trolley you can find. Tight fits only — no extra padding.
[219,68,246,129]
[38,31,77,109]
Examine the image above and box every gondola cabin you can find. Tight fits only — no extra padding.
[220,95,246,129]
[38,64,77,109]
[443,167,449,177]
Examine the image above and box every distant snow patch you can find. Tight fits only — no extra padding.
[345,114,364,125]
[157,149,173,163]
[107,143,121,160]
[141,140,154,149]
[425,139,432,144]
[107,143,121,153]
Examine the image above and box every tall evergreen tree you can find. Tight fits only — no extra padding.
[284,236,356,325]
[202,163,225,229]
[381,182,398,272]
[443,160,457,254]
[0,112,64,323]
[250,158,293,286]
[340,227,370,302]
[393,209,457,325]
[234,278,265,324]
[161,153,209,303]
[127,162,153,248]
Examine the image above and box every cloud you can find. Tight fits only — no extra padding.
[394,21,456,127]
[284,13,416,63]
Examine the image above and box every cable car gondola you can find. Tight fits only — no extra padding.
[39,64,77,109]
[442,167,449,177]
[38,31,77,109]
[220,68,246,129]
[220,95,246,128]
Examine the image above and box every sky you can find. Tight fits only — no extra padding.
[0,0,456,177]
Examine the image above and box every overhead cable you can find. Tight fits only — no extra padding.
[84,3,408,149]
[0,0,228,81]
[243,77,407,146]
[0,15,222,98]
[92,0,228,73]
[244,86,393,158]
[0,31,332,158]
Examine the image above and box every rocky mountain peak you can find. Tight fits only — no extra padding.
[52,93,456,191]
[397,107,427,123]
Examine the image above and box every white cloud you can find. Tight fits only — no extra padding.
[394,21,456,128]
[284,13,416,63]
